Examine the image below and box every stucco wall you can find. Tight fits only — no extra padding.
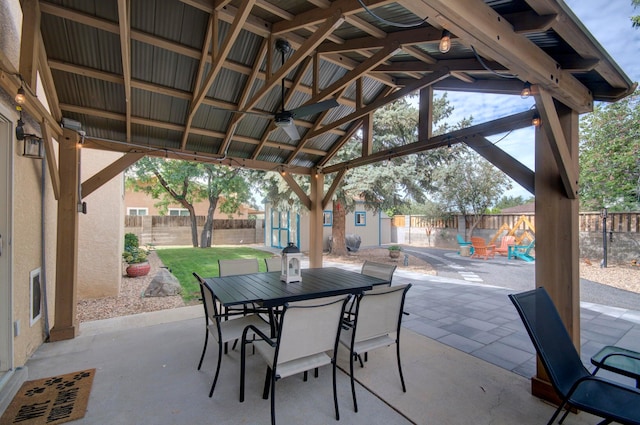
[78,150,124,299]
[9,109,58,367]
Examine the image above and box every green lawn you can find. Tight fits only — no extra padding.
[155,246,277,302]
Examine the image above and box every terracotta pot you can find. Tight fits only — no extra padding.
[389,250,400,259]
[126,261,151,277]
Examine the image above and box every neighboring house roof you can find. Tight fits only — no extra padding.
[501,202,535,214]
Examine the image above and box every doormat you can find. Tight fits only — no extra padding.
[0,369,95,425]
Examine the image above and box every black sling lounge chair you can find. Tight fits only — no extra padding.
[509,287,640,425]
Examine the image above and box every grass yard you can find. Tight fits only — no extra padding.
[155,246,277,301]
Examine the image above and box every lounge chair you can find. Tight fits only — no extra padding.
[456,234,474,255]
[509,239,535,262]
[470,237,496,260]
[509,287,640,425]
[495,235,516,256]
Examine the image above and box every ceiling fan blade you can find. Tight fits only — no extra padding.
[281,123,300,141]
[290,99,339,118]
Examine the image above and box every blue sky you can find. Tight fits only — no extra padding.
[436,0,640,199]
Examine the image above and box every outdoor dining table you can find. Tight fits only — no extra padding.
[203,267,390,309]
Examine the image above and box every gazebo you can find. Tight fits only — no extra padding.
[0,0,635,403]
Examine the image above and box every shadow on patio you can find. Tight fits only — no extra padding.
[16,305,601,425]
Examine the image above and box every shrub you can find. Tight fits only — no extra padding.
[124,233,139,252]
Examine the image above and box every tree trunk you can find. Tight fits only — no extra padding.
[200,197,219,248]
[331,202,348,256]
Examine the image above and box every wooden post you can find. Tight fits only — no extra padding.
[49,128,81,341]
[309,168,324,268]
[531,100,580,401]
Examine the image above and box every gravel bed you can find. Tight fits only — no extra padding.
[77,248,639,323]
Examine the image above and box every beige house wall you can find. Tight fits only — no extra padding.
[125,189,253,218]
[78,150,124,299]
[266,201,387,253]
[7,106,58,367]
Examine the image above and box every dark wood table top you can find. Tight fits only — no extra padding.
[203,267,389,308]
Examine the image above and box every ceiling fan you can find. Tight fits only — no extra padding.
[270,39,339,141]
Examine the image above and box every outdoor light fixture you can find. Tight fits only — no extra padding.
[19,135,44,159]
[15,117,25,140]
[521,82,532,99]
[532,113,541,127]
[15,85,26,105]
[439,30,451,53]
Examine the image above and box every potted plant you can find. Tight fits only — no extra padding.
[387,245,401,259]
[123,233,150,277]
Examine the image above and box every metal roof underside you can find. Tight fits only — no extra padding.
[36,0,635,175]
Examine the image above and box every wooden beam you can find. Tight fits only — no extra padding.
[375,58,506,73]
[181,0,257,150]
[117,0,132,142]
[504,11,556,34]
[81,152,145,198]
[307,68,450,140]
[322,109,536,173]
[20,0,40,89]
[309,167,324,267]
[37,32,62,121]
[243,12,344,112]
[411,0,593,112]
[317,26,441,54]
[0,71,62,138]
[322,169,346,209]
[418,86,433,141]
[281,171,311,210]
[40,120,60,200]
[49,128,81,341]
[465,137,535,195]
[534,88,579,199]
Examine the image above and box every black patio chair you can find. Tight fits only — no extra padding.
[509,287,640,425]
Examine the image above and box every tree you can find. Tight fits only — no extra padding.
[632,0,640,28]
[325,94,471,255]
[431,150,512,237]
[127,157,256,247]
[579,90,640,211]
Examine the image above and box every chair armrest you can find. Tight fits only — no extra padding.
[242,324,276,347]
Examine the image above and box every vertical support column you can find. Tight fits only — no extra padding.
[531,102,580,401]
[418,86,433,141]
[309,168,324,268]
[49,128,80,341]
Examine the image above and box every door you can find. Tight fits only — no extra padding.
[0,113,13,376]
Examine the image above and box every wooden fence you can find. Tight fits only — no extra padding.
[394,212,640,234]
[125,216,262,229]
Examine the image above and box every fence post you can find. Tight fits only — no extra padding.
[601,208,608,268]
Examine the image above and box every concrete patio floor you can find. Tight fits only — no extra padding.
[13,304,603,425]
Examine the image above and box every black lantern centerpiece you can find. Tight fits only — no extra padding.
[280,242,302,283]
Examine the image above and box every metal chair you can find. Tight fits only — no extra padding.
[361,260,396,284]
[509,287,640,425]
[218,258,260,276]
[340,283,412,412]
[240,295,349,425]
[264,257,281,272]
[193,272,270,397]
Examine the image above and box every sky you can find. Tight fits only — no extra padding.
[437,0,640,199]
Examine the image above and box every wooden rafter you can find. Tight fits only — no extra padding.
[117,0,132,142]
[40,120,60,200]
[81,152,145,197]
[180,0,257,150]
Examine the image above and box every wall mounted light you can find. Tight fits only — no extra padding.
[532,113,541,127]
[15,117,25,140]
[439,30,451,53]
[19,135,44,159]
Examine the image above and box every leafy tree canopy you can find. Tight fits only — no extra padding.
[579,90,640,211]
[489,195,535,213]
[431,149,512,235]
[633,0,640,27]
